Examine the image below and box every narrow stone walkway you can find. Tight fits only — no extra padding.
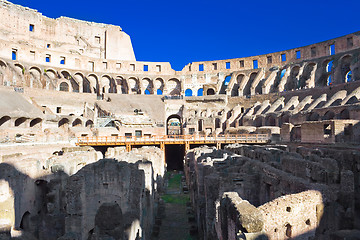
[153,171,198,240]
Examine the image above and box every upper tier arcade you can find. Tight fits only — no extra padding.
[0,0,359,98]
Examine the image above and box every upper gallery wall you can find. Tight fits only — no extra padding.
[0,0,359,96]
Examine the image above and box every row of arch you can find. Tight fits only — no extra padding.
[0,59,183,96]
[0,116,94,129]
[1,51,359,98]
[0,116,42,128]
[223,53,359,97]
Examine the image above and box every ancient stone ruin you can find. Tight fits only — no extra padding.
[0,0,359,239]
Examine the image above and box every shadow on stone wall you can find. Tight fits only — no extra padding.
[0,158,159,240]
[185,145,360,240]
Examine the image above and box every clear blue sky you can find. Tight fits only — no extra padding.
[11,0,360,71]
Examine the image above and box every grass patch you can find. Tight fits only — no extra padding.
[161,194,189,205]
[167,172,182,190]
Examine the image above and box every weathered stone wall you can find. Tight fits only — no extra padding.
[185,144,360,239]
[0,145,164,239]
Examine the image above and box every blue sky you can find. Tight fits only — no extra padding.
[11,0,360,71]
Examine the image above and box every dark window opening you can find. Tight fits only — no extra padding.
[226,62,231,69]
[45,54,51,63]
[46,44,51,48]
[239,60,244,68]
[29,24,34,32]
[324,124,332,137]
[135,130,142,137]
[56,107,61,114]
[347,37,353,48]
[95,36,101,44]
[199,64,204,71]
[143,65,148,71]
[296,50,301,59]
[267,56,272,64]
[212,63,217,70]
[330,44,335,55]
[60,57,65,65]
[253,60,258,69]
[12,49,17,60]
[281,54,286,62]
[311,47,316,57]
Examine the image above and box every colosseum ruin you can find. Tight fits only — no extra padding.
[0,1,359,239]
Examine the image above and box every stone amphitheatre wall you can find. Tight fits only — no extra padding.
[0,1,359,146]
[0,1,359,98]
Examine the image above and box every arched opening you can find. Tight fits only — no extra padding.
[59,82,69,92]
[345,96,359,105]
[168,78,181,95]
[197,88,203,96]
[72,118,82,127]
[339,109,350,119]
[280,114,290,125]
[142,78,153,95]
[73,73,87,93]
[14,63,25,75]
[244,72,257,96]
[0,116,11,127]
[219,75,232,94]
[15,117,27,127]
[82,77,91,93]
[116,76,128,94]
[285,66,300,91]
[20,211,31,231]
[128,77,140,94]
[255,116,263,127]
[326,60,333,73]
[185,89,193,97]
[58,118,69,127]
[154,78,164,95]
[62,71,79,92]
[346,70,352,82]
[30,118,42,127]
[330,99,342,107]
[285,223,292,238]
[101,75,116,94]
[87,74,99,95]
[85,120,94,128]
[322,111,335,120]
[167,115,182,135]
[265,115,276,126]
[300,63,316,88]
[232,74,244,96]
[307,112,320,121]
[207,88,215,95]
[340,55,352,83]
[29,67,42,88]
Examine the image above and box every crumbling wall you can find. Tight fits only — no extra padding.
[185,144,360,240]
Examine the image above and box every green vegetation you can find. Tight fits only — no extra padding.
[161,172,189,204]
[161,194,189,204]
[167,172,182,189]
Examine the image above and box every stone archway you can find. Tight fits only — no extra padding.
[167,114,182,135]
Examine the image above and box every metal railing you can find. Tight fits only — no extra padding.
[77,134,270,145]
